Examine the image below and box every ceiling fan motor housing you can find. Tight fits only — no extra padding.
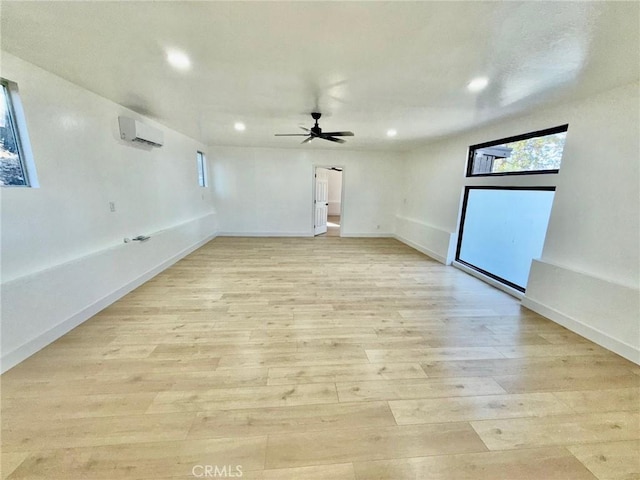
[274,112,353,144]
[311,112,322,135]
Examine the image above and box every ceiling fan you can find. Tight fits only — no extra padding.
[275,112,354,144]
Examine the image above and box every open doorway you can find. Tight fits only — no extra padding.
[326,167,343,237]
[313,166,343,237]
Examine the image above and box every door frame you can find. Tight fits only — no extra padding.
[312,165,345,237]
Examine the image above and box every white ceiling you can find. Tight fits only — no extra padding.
[2,1,638,151]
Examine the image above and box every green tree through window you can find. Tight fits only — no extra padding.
[493,133,566,173]
[468,125,568,176]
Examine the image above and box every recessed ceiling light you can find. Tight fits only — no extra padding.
[467,77,489,92]
[387,129,397,138]
[234,122,246,132]
[166,50,191,70]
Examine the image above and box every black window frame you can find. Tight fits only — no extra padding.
[466,124,568,178]
[455,185,557,292]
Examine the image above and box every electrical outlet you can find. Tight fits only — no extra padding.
[109,201,116,212]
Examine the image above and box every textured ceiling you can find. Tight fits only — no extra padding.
[2,1,638,151]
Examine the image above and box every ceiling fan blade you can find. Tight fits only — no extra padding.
[321,131,354,137]
[277,113,351,145]
[321,135,346,144]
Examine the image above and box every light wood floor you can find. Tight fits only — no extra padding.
[2,237,639,479]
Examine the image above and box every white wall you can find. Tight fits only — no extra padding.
[327,168,343,216]
[0,53,218,371]
[212,146,400,237]
[398,82,640,363]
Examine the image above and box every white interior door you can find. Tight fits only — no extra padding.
[314,168,329,235]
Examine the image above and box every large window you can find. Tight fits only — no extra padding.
[467,125,567,177]
[1,79,36,187]
[457,125,568,294]
[456,187,556,292]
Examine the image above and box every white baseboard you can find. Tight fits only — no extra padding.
[1,217,217,373]
[341,232,394,238]
[218,231,394,239]
[522,296,640,365]
[394,216,455,264]
[218,232,313,237]
[524,259,640,365]
[394,233,447,264]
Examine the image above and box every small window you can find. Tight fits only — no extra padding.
[1,79,37,187]
[467,125,568,177]
[196,151,208,187]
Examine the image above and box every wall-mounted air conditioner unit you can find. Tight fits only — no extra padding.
[118,116,164,147]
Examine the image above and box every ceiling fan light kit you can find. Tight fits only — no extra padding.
[275,112,354,144]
